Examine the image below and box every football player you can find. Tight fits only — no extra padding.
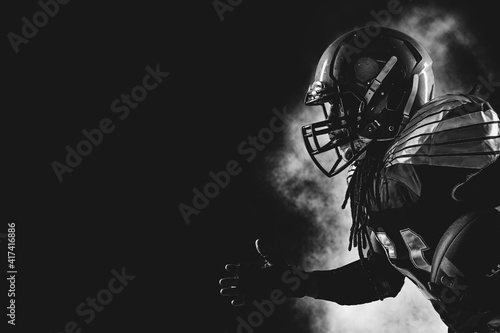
[219,27,500,333]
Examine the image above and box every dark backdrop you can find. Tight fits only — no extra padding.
[3,0,499,332]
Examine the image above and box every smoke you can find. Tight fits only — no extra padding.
[388,4,486,96]
[267,106,355,270]
[265,3,492,333]
[267,101,447,333]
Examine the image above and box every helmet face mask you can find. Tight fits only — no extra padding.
[302,111,372,177]
[302,27,435,177]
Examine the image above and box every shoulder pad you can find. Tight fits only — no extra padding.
[384,94,500,168]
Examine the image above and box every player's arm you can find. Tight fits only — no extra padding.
[220,238,404,306]
[307,235,404,304]
[447,95,500,207]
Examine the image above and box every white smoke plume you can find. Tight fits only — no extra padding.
[388,4,485,96]
[267,101,447,333]
[265,3,491,333]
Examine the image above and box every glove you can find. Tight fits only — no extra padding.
[219,239,310,306]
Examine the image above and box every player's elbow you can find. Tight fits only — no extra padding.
[377,275,405,300]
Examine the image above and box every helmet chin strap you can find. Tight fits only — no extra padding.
[364,56,398,105]
[398,74,419,135]
[361,58,419,139]
[360,56,399,137]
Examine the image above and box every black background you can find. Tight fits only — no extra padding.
[3,0,499,332]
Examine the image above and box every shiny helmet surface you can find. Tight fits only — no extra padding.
[302,27,435,177]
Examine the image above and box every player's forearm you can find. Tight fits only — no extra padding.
[304,258,404,305]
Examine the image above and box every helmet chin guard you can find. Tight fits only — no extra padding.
[302,119,371,177]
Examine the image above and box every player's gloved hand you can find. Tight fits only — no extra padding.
[219,239,310,306]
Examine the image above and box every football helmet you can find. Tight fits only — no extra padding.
[302,27,435,177]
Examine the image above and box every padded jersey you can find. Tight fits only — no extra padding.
[365,93,500,299]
